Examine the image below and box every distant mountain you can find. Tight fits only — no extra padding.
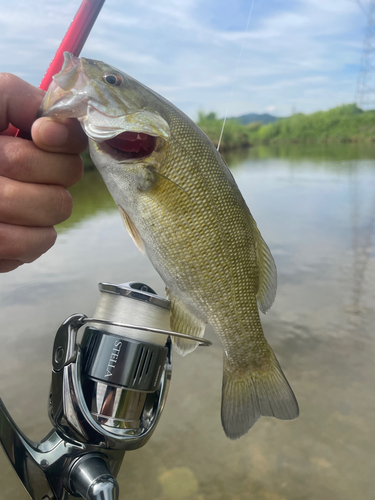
[230,113,279,125]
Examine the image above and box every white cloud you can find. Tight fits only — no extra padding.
[0,0,367,118]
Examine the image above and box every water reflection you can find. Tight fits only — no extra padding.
[0,144,374,500]
[348,167,375,314]
[244,142,375,162]
[57,169,117,232]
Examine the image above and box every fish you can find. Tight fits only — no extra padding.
[40,52,299,439]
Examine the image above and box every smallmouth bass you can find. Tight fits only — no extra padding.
[40,53,299,439]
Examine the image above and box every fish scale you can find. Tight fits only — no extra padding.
[40,52,299,440]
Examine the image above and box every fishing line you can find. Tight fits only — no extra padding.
[217,0,256,152]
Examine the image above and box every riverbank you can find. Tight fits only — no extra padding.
[197,104,375,148]
[248,104,375,144]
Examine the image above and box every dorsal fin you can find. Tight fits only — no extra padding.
[249,214,277,314]
[118,205,145,254]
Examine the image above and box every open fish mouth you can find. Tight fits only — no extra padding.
[81,103,169,161]
[104,131,157,160]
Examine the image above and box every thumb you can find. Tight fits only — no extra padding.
[31,116,88,154]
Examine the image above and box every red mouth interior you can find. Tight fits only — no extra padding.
[105,131,156,159]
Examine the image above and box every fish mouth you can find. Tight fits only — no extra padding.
[82,103,169,161]
[103,131,158,160]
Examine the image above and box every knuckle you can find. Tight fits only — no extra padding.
[0,181,73,227]
[0,139,31,179]
[0,177,17,211]
[0,72,18,89]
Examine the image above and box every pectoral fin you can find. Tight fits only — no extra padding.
[118,205,145,254]
[144,168,192,202]
[166,288,206,356]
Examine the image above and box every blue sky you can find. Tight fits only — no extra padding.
[0,0,369,119]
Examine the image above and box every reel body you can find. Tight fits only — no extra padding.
[0,282,210,500]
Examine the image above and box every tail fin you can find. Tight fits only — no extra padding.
[221,355,299,440]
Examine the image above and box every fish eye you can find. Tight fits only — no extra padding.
[103,73,122,86]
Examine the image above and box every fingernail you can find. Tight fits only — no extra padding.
[39,119,69,147]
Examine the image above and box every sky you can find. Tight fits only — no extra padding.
[0,0,370,119]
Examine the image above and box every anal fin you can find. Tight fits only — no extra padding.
[166,287,206,356]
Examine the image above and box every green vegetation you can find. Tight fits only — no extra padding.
[248,104,375,144]
[196,111,252,150]
[197,104,375,148]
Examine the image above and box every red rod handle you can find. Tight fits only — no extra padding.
[16,0,105,137]
[39,0,106,91]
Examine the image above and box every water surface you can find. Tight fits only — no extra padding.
[0,143,374,500]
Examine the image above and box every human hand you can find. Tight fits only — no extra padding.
[0,73,88,273]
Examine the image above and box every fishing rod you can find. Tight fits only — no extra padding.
[39,0,106,91]
[2,2,213,500]
[16,0,106,137]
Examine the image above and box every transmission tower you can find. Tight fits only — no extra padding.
[355,0,375,109]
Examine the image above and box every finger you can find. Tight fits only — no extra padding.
[0,177,73,226]
[32,117,88,154]
[0,259,23,273]
[0,222,57,265]
[0,73,45,134]
[0,135,84,187]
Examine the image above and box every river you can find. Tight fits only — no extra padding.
[0,143,374,500]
